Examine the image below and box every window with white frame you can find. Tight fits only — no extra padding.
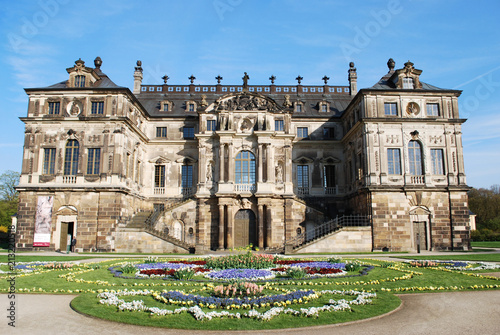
[207,119,217,131]
[297,127,308,138]
[402,77,414,89]
[64,140,79,175]
[384,102,398,116]
[387,148,401,175]
[297,165,309,189]
[408,141,423,175]
[431,149,445,175]
[427,103,439,116]
[275,120,284,131]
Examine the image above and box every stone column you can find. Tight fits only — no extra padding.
[267,145,274,183]
[218,204,225,250]
[258,144,263,183]
[227,205,234,249]
[266,205,272,248]
[228,143,234,183]
[219,144,225,183]
[199,145,206,184]
[258,204,264,248]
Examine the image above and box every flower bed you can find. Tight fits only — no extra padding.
[205,268,275,281]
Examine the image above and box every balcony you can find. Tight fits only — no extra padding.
[297,187,309,196]
[154,187,165,195]
[62,176,77,184]
[325,186,339,195]
[181,187,194,197]
[410,175,425,184]
[234,183,256,193]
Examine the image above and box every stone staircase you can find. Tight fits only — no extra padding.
[284,215,371,254]
[124,199,196,252]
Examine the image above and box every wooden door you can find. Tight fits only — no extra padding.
[234,210,256,248]
[60,222,69,251]
[413,221,428,251]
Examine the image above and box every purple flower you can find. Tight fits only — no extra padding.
[205,268,275,281]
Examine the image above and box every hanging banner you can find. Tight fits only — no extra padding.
[33,196,54,247]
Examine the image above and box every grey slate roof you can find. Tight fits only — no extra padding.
[369,71,446,91]
[137,90,352,118]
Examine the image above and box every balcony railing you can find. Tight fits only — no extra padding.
[297,187,309,195]
[234,183,256,192]
[62,176,77,184]
[181,187,194,197]
[154,187,165,195]
[325,186,339,195]
[410,175,425,184]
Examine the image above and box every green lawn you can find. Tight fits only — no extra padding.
[471,241,500,248]
[1,256,498,330]
[395,253,500,262]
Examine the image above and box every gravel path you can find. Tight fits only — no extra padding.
[2,290,499,334]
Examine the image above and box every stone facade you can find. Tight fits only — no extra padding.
[15,57,471,253]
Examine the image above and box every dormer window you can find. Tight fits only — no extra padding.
[186,101,197,112]
[295,102,304,113]
[161,101,172,112]
[319,102,329,113]
[402,77,414,89]
[75,75,86,88]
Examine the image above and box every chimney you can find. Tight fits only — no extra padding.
[133,60,143,94]
[348,62,357,95]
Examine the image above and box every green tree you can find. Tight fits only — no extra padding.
[0,170,19,229]
[469,186,500,241]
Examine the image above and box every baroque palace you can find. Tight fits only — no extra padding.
[15,57,471,254]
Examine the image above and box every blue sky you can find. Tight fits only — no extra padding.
[0,0,499,188]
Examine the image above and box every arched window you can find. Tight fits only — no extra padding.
[235,151,256,185]
[408,140,423,175]
[64,140,79,175]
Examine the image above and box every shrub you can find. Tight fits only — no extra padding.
[173,268,195,280]
[119,263,138,274]
[205,251,276,270]
[327,257,343,264]
[286,266,307,279]
[213,281,264,298]
[144,256,159,264]
[0,226,8,233]
[344,263,362,272]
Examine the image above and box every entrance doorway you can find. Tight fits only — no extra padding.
[59,222,74,252]
[413,221,428,251]
[234,209,256,248]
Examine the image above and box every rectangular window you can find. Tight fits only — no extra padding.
[321,104,328,112]
[207,120,217,131]
[275,120,284,131]
[163,103,169,112]
[43,148,56,174]
[402,77,414,89]
[188,103,195,112]
[75,75,85,88]
[431,149,445,175]
[296,104,302,112]
[183,127,195,139]
[156,127,167,138]
[297,165,309,188]
[181,165,193,188]
[323,165,336,188]
[87,148,101,175]
[427,103,439,116]
[91,101,104,114]
[48,102,60,115]
[384,102,397,116]
[154,165,165,187]
[297,127,308,138]
[323,127,335,139]
[387,148,401,175]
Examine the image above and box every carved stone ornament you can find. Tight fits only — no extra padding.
[283,94,292,108]
[68,99,82,116]
[406,102,420,116]
[216,93,280,113]
[239,117,255,133]
[200,94,208,107]
[240,198,252,209]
